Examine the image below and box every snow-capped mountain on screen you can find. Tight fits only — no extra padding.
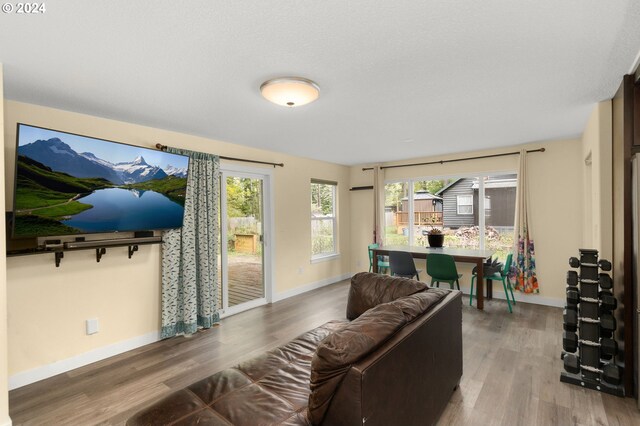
[164,164,188,177]
[18,138,174,185]
[113,156,168,183]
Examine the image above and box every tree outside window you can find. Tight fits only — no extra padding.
[311,180,337,258]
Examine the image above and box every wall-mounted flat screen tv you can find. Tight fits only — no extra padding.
[12,123,190,238]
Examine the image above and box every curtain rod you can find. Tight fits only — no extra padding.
[362,147,545,171]
[155,144,284,168]
[350,185,374,191]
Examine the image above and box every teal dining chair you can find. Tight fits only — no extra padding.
[426,253,462,289]
[469,253,515,313]
[368,243,389,274]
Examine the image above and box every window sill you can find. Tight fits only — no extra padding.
[311,253,340,264]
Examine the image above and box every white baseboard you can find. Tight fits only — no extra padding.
[9,272,559,391]
[457,285,564,308]
[9,273,353,390]
[272,272,352,302]
[0,416,11,426]
[8,330,161,390]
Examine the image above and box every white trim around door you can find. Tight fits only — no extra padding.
[219,163,275,318]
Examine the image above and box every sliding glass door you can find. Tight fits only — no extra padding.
[218,167,272,316]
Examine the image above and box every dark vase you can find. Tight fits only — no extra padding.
[427,233,444,248]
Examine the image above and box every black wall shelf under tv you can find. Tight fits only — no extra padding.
[6,236,163,267]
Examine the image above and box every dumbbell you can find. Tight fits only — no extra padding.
[601,363,622,385]
[563,308,578,332]
[600,329,613,339]
[569,257,580,268]
[563,331,578,353]
[599,273,612,290]
[563,353,580,374]
[566,288,579,308]
[601,338,618,360]
[598,259,612,271]
[567,271,578,287]
[600,313,616,332]
[599,291,617,312]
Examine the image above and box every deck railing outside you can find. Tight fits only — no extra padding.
[395,211,443,226]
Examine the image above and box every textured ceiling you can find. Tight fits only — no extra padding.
[1,1,640,165]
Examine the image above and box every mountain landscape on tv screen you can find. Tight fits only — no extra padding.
[14,134,189,237]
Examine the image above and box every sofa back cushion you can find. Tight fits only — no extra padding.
[346,272,427,320]
[389,289,449,322]
[308,302,407,425]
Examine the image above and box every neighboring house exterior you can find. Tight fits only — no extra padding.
[436,175,517,229]
[393,190,443,232]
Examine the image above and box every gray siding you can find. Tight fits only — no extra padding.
[485,187,516,227]
[441,178,516,228]
[441,179,476,228]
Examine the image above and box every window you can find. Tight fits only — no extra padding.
[383,173,517,262]
[311,180,337,259]
[384,181,410,246]
[484,196,491,217]
[456,195,473,215]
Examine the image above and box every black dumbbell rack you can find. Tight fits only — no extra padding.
[560,249,624,396]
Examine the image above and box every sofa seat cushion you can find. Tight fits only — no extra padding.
[346,272,428,320]
[308,288,449,424]
[127,320,346,426]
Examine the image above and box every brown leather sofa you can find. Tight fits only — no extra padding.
[127,272,462,426]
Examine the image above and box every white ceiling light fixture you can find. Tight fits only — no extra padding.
[260,77,320,107]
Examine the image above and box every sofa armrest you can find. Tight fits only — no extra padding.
[323,290,462,426]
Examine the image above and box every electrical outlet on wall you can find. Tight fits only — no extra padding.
[297,266,304,274]
[356,260,362,268]
[86,318,99,335]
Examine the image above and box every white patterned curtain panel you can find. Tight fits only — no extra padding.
[161,148,220,338]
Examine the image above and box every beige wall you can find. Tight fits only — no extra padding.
[3,100,351,377]
[349,139,583,303]
[0,65,12,426]
[581,101,613,259]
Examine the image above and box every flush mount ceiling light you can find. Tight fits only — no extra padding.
[260,77,320,107]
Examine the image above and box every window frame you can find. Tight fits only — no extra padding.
[310,180,338,260]
[484,196,492,216]
[456,194,474,215]
[383,170,517,249]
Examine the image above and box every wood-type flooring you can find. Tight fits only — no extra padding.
[8,279,640,425]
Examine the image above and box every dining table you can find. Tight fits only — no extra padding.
[371,245,495,310]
